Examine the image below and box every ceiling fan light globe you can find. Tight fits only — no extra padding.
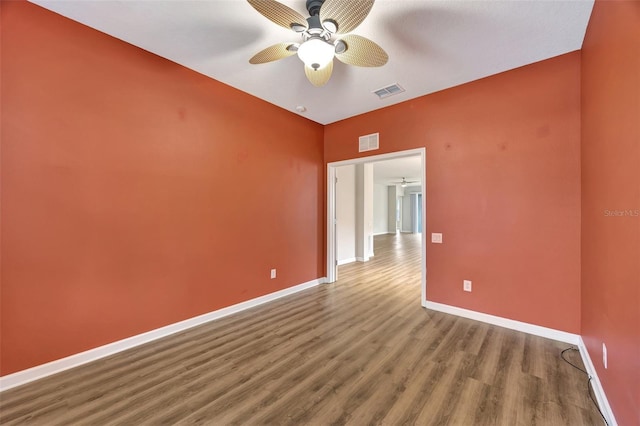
[297,38,334,70]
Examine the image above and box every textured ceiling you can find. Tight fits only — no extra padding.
[29,0,594,125]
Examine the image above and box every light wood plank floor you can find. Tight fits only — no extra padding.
[0,233,602,425]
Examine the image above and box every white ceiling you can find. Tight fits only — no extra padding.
[373,156,422,186]
[29,0,594,125]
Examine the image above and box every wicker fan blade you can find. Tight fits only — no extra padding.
[335,34,388,67]
[249,43,297,64]
[247,0,308,31]
[304,61,334,87]
[319,0,374,34]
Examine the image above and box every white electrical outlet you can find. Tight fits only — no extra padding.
[463,280,472,292]
[603,343,607,369]
[270,269,277,279]
[431,233,443,243]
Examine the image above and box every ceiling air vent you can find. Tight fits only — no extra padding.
[373,83,405,99]
[359,133,379,152]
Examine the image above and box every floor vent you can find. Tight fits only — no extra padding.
[359,133,379,152]
[373,83,405,99]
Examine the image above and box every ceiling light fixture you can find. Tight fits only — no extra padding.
[399,177,414,187]
[248,0,388,86]
[297,37,334,71]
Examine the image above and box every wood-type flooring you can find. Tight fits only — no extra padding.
[0,233,603,425]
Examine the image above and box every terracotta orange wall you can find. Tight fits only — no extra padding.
[581,1,640,425]
[325,53,582,333]
[0,1,324,375]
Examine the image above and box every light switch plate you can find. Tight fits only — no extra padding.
[431,233,443,243]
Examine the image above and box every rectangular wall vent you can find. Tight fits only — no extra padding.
[359,133,379,152]
[373,83,405,99]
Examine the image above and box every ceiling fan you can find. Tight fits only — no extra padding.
[394,177,419,187]
[247,0,388,87]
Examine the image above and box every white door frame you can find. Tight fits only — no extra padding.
[326,148,427,306]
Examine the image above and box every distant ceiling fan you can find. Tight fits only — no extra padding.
[394,177,419,187]
[247,0,388,87]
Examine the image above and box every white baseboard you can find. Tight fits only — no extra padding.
[0,278,326,392]
[577,337,618,426]
[418,301,615,424]
[423,301,580,344]
[356,256,370,262]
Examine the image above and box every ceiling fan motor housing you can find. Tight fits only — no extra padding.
[306,0,324,16]
[305,15,325,36]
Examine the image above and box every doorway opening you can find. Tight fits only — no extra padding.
[327,148,427,306]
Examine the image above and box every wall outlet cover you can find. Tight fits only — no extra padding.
[431,233,443,243]
[270,269,277,279]
[463,280,472,292]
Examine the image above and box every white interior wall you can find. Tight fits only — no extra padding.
[373,184,388,235]
[401,194,411,232]
[336,165,356,264]
[410,193,419,233]
[387,186,397,233]
[364,165,374,258]
[355,163,374,260]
